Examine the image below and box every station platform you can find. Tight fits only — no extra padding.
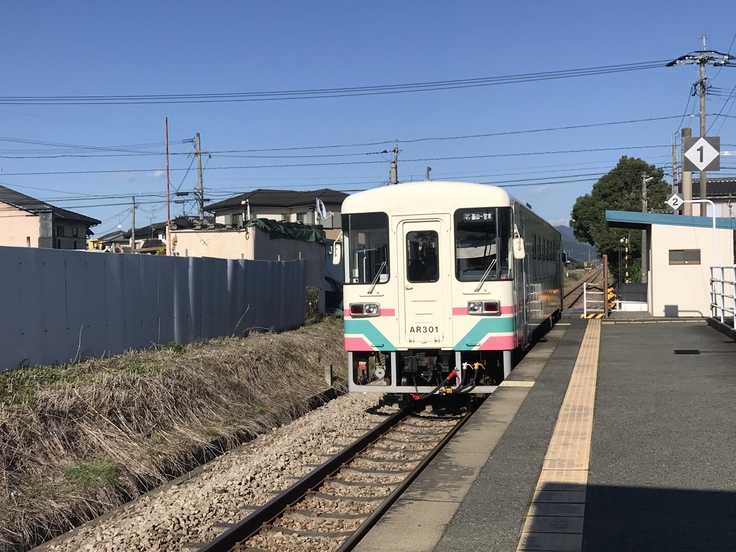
[355,316,736,551]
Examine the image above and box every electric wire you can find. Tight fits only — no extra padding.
[0,60,670,105]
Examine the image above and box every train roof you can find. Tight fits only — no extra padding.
[341,181,528,214]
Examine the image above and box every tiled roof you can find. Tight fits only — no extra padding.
[692,177,736,198]
[205,188,348,211]
[0,184,101,225]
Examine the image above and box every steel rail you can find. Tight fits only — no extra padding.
[563,268,603,308]
[197,407,412,552]
[336,404,478,551]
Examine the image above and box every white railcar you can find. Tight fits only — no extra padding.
[337,181,562,401]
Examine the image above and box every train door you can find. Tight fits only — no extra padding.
[398,220,450,347]
[515,207,530,348]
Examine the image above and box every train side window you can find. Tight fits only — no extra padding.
[406,231,439,283]
[454,207,511,281]
[343,212,390,285]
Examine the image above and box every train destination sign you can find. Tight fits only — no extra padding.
[683,136,720,172]
[462,210,495,222]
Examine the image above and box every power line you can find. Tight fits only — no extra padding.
[0,115,683,160]
[0,143,673,177]
[0,60,670,105]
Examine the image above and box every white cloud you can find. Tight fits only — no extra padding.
[147,170,166,179]
[110,172,135,182]
[548,217,570,227]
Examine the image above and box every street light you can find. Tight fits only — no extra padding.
[641,174,654,283]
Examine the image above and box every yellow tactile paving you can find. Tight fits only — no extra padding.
[499,380,536,387]
[517,319,601,552]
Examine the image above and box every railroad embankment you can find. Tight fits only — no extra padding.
[0,316,346,552]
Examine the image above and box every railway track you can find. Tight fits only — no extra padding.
[563,268,604,310]
[194,403,476,552]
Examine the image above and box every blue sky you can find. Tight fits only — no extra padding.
[1,2,736,236]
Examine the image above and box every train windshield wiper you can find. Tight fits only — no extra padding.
[368,261,387,294]
[474,258,497,292]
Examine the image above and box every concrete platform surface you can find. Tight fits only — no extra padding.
[355,318,736,551]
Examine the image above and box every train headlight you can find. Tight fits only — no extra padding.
[349,302,380,317]
[467,300,501,315]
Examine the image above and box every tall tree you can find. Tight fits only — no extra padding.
[569,156,670,281]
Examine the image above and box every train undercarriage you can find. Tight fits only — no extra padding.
[348,348,511,401]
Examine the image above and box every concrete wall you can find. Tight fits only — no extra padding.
[173,228,255,260]
[0,205,40,247]
[0,246,306,372]
[650,224,734,317]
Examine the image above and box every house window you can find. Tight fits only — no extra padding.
[72,227,79,237]
[669,249,701,265]
[56,226,65,237]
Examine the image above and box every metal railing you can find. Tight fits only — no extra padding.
[583,283,606,317]
[710,265,736,329]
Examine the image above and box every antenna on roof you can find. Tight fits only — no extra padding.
[425,167,432,181]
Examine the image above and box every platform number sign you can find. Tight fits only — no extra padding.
[683,136,720,172]
[666,194,684,211]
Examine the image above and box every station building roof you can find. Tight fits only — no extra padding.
[606,210,736,231]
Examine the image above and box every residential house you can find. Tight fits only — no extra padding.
[0,184,100,249]
[172,189,349,313]
[205,188,346,239]
[687,177,736,218]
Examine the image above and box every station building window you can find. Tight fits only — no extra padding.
[669,249,701,265]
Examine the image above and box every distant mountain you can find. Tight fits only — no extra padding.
[555,225,598,263]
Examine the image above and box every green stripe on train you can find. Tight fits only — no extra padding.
[456,317,516,348]
[343,319,396,350]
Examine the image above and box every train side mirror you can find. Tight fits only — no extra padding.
[332,232,343,265]
[512,237,525,260]
[512,225,525,260]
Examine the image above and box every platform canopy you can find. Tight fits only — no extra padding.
[605,210,736,231]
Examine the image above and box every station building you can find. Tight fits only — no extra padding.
[606,210,736,318]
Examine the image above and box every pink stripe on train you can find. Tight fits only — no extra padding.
[452,305,516,316]
[343,308,396,318]
[344,336,375,351]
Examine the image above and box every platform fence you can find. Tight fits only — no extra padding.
[583,283,606,318]
[710,265,736,329]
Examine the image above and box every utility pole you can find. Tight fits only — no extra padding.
[165,118,171,256]
[388,141,400,185]
[681,128,693,215]
[194,133,205,223]
[671,135,680,197]
[131,196,136,253]
[668,38,735,207]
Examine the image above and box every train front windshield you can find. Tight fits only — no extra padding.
[343,212,389,285]
[455,207,512,281]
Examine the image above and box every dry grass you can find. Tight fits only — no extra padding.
[0,316,346,552]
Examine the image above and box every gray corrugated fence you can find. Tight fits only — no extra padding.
[0,246,306,372]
